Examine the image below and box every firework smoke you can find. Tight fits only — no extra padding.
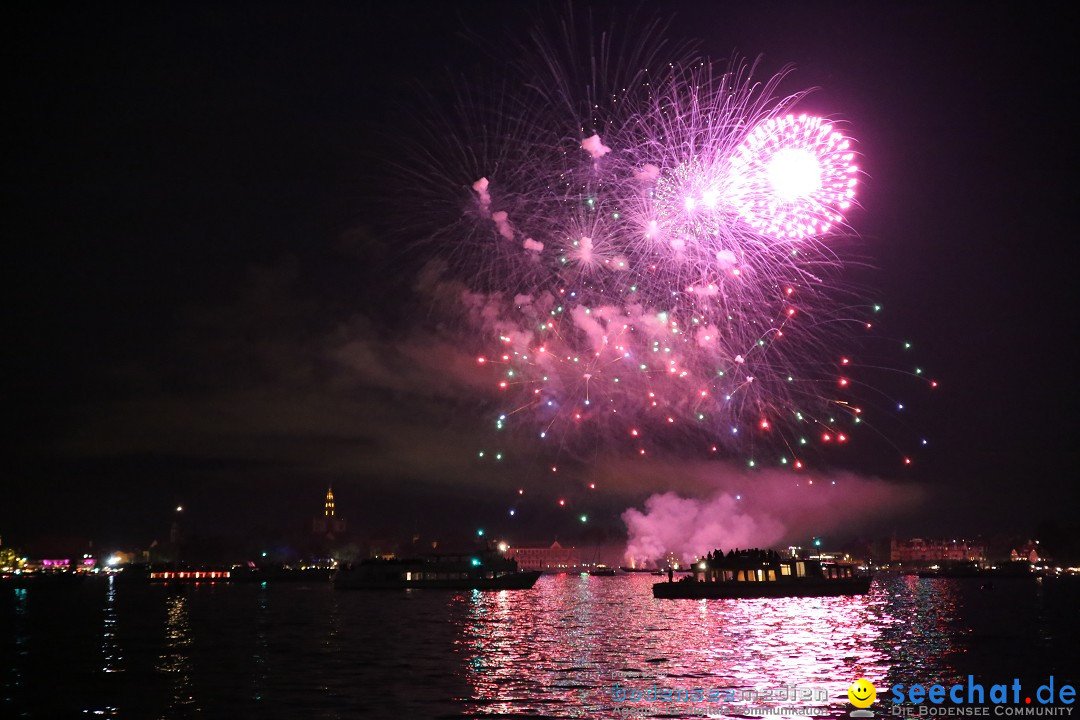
[622,466,921,565]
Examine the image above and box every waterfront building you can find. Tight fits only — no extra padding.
[889,537,986,566]
[505,541,583,572]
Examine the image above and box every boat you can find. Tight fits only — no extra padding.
[147,569,232,583]
[111,564,232,584]
[588,566,617,576]
[653,550,870,599]
[333,550,541,591]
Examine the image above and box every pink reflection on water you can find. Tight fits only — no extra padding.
[455,574,902,718]
[877,575,962,684]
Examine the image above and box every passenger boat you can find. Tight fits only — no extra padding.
[112,564,232,584]
[653,549,870,599]
[588,565,617,576]
[333,550,541,591]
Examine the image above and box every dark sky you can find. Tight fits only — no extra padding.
[6,2,1077,553]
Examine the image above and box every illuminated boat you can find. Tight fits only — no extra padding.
[333,551,541,591]
[653,550,870,599]
[148,569,232,583]
[111,564,231,584]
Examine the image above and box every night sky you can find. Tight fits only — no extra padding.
[6,2,1077,553]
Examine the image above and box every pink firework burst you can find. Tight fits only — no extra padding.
[728,114,858,240]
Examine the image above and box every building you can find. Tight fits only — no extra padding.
[1009,541,1041,563]
[506,541,583,572]
[312,487,347,539]
[890,537,986,566]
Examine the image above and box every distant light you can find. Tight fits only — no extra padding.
[261,551,267,557]
[579,515,588,523]
[471,558,481,567]
[477,529,485,537]
[176,506,183,512]
[497,542,509,552]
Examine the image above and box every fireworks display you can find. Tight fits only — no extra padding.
[407,39,933,491]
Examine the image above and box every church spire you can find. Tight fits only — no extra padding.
[325,487,335,517]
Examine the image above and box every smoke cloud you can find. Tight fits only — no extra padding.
[491,210,514,240]
[471,177,491,213]
[581,134,611,159]
[633,163,660,182]
[621,464,921,565]
[624,492,784,564]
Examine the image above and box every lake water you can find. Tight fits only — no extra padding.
[2,573,1077,718]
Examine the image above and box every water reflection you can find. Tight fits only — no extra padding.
[1,587,29,709]
[2,573,1072,718]
[251,582,269,704]
[875,575,961,686]
[157,593,199,717]
[457,574,902,718]
[102,575,122,673]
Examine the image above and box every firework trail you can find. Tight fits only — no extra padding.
[400,20,932,484]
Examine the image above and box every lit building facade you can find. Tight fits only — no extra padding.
[506,541,582,572]
[890,537,986,565]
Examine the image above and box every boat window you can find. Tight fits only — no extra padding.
[767,569,776,581]
[736,570,745,582]
[796,562,806,578]
[781,565,791,576]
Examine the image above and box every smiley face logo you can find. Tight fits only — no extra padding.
[848,678,876,708]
